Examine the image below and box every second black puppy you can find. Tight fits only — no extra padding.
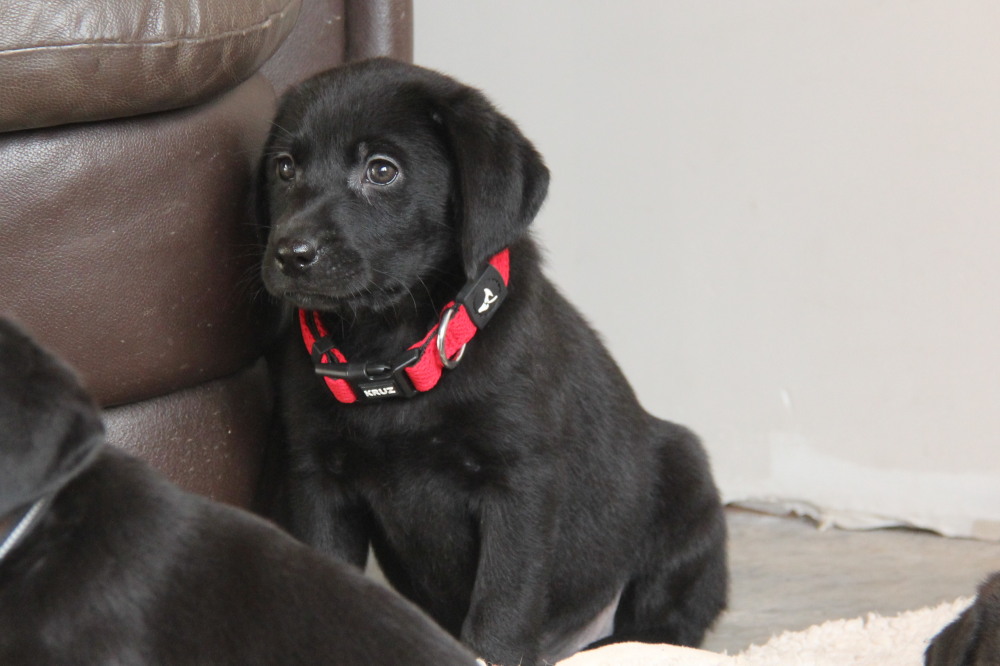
[258,58,728,666]
[0,317,477,665]
[925,572,1000,665]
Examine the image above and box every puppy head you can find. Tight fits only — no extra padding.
[0,317,104,517]
[259,58,549,315]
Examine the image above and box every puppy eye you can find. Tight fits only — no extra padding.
[274,154,296,182]
[365,157,400,186]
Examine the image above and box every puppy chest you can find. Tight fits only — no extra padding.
[367,481,480,572]
[319,428,503,491]
[330,431,487,516]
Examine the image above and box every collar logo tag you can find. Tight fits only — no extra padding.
[478,288,499,314]
[353,375,411,402]
[362,384,398,399]
[459,265,507,329]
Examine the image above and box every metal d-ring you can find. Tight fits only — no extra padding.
[437,307,467,369]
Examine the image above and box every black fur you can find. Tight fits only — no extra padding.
[925,572,1000,666]
[0,318,477,666]
[257,58,728,666]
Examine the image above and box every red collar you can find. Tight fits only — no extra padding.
[299,249,510,403]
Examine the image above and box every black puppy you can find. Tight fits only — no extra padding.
[925,572,1000,665]
[257,58,728,666]
[0,317,478,665]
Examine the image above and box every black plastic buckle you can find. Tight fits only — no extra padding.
[456,262,507,329]
[314,348,420,401]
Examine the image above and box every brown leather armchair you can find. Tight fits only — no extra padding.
[0,0,412,507]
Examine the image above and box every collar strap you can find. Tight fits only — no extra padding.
[300,249,510,403]
[0,495,52,565]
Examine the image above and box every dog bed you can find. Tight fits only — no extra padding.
[557,597,971,665]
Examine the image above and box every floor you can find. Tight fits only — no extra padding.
[364,507,998,656]
[701,508,1000,654]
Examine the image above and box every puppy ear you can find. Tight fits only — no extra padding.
[0,318,104,516]
[434,85,550,278]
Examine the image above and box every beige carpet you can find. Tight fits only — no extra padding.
[557,597,970,666]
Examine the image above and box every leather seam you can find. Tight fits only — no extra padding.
[0,0,298,56]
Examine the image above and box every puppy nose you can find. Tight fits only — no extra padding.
[275,238,318,274]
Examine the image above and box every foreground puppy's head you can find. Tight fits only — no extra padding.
[0,315,482,665]
[259,58,550,315]
[0,318,104,517]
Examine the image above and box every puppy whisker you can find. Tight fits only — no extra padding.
[268,120,296,141]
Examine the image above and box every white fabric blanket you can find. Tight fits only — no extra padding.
[557,597,971,666]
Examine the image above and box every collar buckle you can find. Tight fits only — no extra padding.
[314,349,419,401]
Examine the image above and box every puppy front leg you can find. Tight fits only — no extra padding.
[287,472,371,569]
[461,495,554,666]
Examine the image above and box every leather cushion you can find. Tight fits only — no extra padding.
[0,74,274,407]
[344,0,413,63]
[259,0,346,95]
[260,0,414,96]
[103,358,270,507]
[0,0,300,132]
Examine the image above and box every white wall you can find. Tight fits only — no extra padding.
[415,1,1000,539]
